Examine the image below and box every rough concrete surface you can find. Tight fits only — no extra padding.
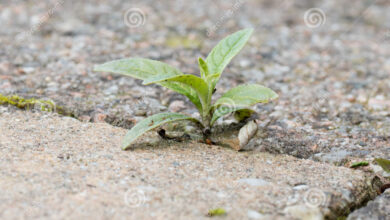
[0,108,383,219]
[1,0,389,163]
[347,189,390,220]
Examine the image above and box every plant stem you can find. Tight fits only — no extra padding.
[201,113,212,141]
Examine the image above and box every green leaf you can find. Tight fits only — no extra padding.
[350,161,369,168]
[206,28,253,88]
[211,84,278,124]
[143,74,210,112]
[198,57,209,78]
[214,84,278,107]
[94,58,183,80]
[375,158,390,173]
[160,81,203,111]
[205,73,221,85]
[122,112,201,150]
[94,58,203,112]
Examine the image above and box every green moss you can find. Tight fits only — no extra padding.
[0,94,73,116]
[350,161,369,168]
[207,208,226,217]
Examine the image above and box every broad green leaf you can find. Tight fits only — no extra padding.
[214,84,278,107]
[122,112,201,150]
[142,74,181,85]
[375,158,390,173]
[211,84,278,124]
[198,57,209,78]
[94,58,183,80]
[206,28,253,74]
[160,81,202,111]
[206,28,253,88]
[144,74,210,112]
[205,73,221,85]
[94,58,203,112]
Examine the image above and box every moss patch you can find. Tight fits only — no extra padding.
[207,208,227,217]
[0,94,73,116]
[350,161,369,168]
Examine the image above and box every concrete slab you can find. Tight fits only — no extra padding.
[0,109,382,219]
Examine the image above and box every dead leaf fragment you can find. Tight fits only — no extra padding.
[238,120,258,148]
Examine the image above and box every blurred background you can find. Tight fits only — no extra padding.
[1,0,389,157]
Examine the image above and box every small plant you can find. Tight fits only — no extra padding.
[94,28,278,150]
